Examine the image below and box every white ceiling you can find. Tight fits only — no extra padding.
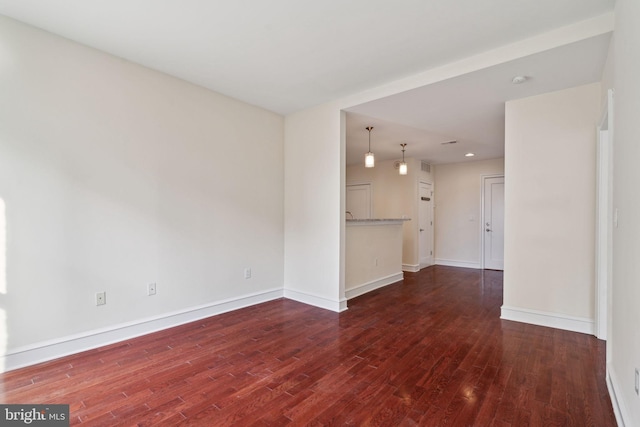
[0,1,614,165]
[346,33,611,165]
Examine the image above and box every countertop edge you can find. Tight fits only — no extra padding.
[346,218,410,225]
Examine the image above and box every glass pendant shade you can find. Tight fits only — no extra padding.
[364,126,375,168]
[399,162,408,175]
[399,143,408,175]
[365,152,375,168]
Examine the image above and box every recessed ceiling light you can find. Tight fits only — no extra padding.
[465,152,475,157]
[512,75,528,84]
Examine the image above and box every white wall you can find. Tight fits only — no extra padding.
[346,157,431,269]
[0,16,284,368]
[345,223,403,298]
[283,105,345,311]
[503,83,600,332]
[433,158,504,268]
[609,0,640,424]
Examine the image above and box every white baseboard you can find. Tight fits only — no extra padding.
[345,272,404,300]
[500,305,594,335]
[1,288,284,373]
[607,364,632,427]
[283,289,347,313]
[435,258,481,269]
[402,264,420,272]
[419,261,434,270]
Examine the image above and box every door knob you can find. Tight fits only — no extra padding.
[486,228,491,232]
[420,228,424,232]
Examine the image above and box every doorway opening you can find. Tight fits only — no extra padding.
[481,175,505,270]
[419,181,434,269]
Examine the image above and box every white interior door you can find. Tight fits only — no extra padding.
[346,184,371,219]
[483,176,504,270]
[419,182,434,268]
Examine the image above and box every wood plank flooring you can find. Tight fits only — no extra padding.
[0,266,616,426]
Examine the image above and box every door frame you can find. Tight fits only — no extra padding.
[480,174,505,269]
[595,89,614,344]
[418,180,434,269]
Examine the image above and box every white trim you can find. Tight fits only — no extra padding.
[284,289,347,313]
[500,306,594,335]
[435,258,481,269]
[607,364,631,427]
[345,272,404,300]
[595,88,614,343]
[418,180,435,270]
[1,288,284,373]
[402,263,420,272]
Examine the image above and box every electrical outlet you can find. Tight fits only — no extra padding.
[244,268,251,279]
[96,291,106,306]
[148,283,157,296]
[635,368,639,396]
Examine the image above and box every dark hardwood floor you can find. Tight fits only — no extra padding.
[0,266,616,426]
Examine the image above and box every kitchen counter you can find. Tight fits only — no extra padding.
[345,218,410,299]
[346,218,408,225]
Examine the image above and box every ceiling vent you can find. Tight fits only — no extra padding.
[421,162,431,173]
[441,140,457,145]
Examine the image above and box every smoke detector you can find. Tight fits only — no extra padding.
[512,75,528,84]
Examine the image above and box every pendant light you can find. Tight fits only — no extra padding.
[399,143,408,175]
[364,126,375,168]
